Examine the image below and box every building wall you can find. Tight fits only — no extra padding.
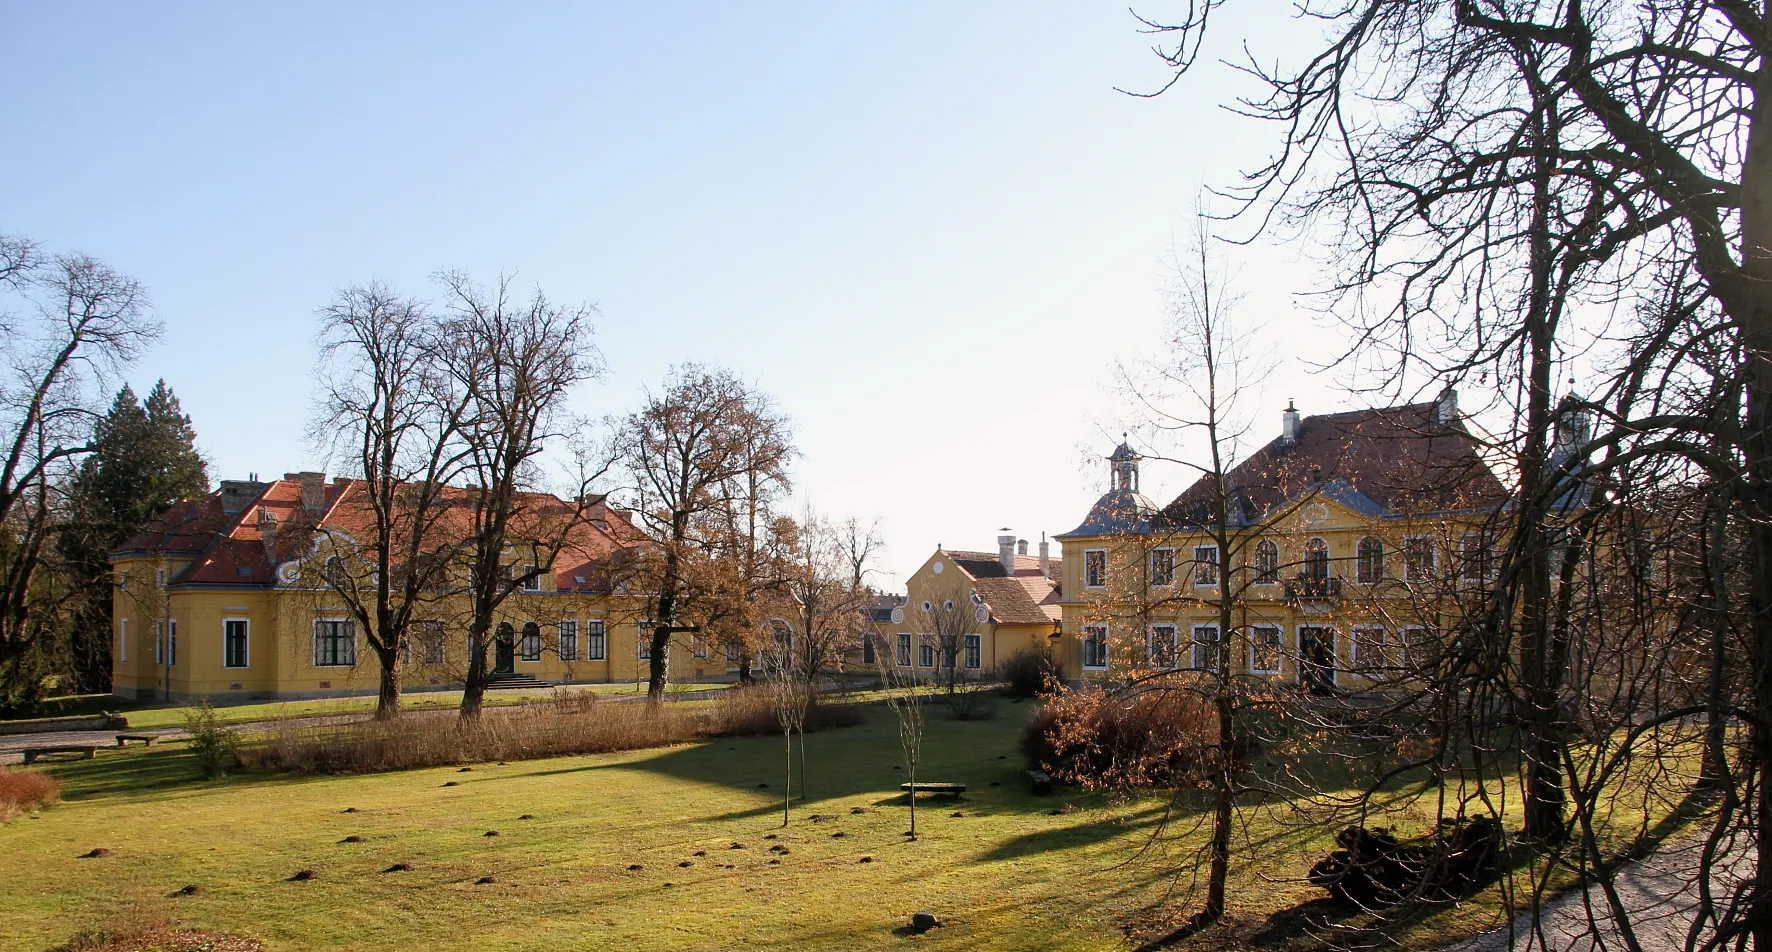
[867,550,1058,678]
[1057,495,1495,689]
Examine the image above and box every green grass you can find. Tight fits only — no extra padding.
[0,700,1701,951]
[24,683,737,731]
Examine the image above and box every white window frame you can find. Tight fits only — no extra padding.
[1193,545,1220,586]
[1398,626,1424,672]
[1083,549,1107,588]
[222,617,250,669]
[559,619,578,662]
[692,634,710,659]
[1252,539,1279,585]
[154,619,165,665]
[420,622,447,665]
[1081,624,1109,670]
[155,567,166,590]
[1403,536,1437,582]
[1351,624,1389,677]
[118,617,128,665]
[963,632,982,669]
[1356,536,1385,584]
[585,619,606,661]
[1147,623,1178,670]
[1460,534,1493,583]
[522,564,541,592]
[1191,623,1221,671]
[1248,624,1283,675]
[313,617,356,668]
[896,632,913,667]
[918,635,936,668]
[1150,547,1175,587]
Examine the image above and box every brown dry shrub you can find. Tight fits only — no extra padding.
[241,688,867,774]
[1020,684,1218,788]
[0,766,61,821]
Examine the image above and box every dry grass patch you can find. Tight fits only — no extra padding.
[52,927,265,951]
[241,686,867,773]
[0,766,61,821]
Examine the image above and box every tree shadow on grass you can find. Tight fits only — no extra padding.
[48,744,320,803]
[975,805,1170,863]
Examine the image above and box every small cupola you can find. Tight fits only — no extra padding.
[1109,437,1141,492]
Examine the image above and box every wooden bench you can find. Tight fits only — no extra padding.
[1026,769,1053,795]
[900,782,965,798]
[115,734,157,748]
[22,745,97,765]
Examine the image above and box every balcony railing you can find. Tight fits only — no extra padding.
[1284,574,1342,599]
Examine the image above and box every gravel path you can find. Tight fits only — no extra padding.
[1450,831,1750,951]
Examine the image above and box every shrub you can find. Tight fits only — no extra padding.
[1002,647,1065,699]
[946,684,998,721]
[0,766,61,822]
[1020,685,1218,788]
[184,703,241,778]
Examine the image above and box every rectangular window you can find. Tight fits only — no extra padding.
[1082,625,1109,669]
[1192,546,1219,585]
[155,567,166,590]
[585,620,606,660]
[1148,624,1178,670]
[725,639,741,669]
[896,632,913,667]
[918,635,936,668]
[521,625,542,662]
[1191,623,1221,671]
[963,633,982,669]
[691,635,709,659]
[1249,625,1282,675]
[1460,534,1493,583]
[400,632,412,666]
[167,619,177,666]
[1150,548,1175,587]
[559,620,578,662]
[421,622,447,665]
[1083,549,1106,588]
[118,618,128,664]
[638,632,652,660]
[223,619,249,668]
[1403,536,1436,581]
[1356,538,1385,584]
[522,564,541,592]
[863,634,877,666]
[313,619,356,667]
[155,620,165,665]
[1352,625,1392,675]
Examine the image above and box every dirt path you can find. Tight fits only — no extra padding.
[1450,831,1750,951]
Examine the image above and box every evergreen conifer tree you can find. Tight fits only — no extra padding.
[58,381,208,692]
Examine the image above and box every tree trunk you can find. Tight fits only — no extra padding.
[782,727,792,827]
[1700,492,1733,790]
[460,619,489,721]
[907,758,917,840]
[374,642,402,721]
[1205,691,1233,921]
[647,628,671,701]
[797,726,808,803]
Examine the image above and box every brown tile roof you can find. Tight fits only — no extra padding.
[118,475,640,592]
[944,551,1063,625]
[1164,400,1505,525]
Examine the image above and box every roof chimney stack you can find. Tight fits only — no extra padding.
[290,472,327,512]
[1436,385,1459,424]
[998,531,1017,576]
[1281,400,1301,445]
[1017,538,1028,557]
[1039,534,1050,579]
[258,509,279,564]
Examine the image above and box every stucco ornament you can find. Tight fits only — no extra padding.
[1295,503,1331,528]
[277,562,302,584]
[932,561,944,574]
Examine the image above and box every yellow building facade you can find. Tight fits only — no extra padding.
[111,473,707,702]
[1056,394,1510,691]
[867,540,1063,678]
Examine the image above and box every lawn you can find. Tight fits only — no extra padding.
[0,698,1701,951]
[20,682,737,731]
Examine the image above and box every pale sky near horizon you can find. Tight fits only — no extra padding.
[3,3,1385,586]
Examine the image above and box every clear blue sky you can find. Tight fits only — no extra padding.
[3,3,1358,585]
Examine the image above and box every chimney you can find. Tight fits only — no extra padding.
[258,509,278,563]
[218,479,265,514]
[998,531,1016,576]
[1281,400,1301,445]
[1017,539,1028,557]
[1039,534,1050,579]
[1436,385,1459,424]
[290,472,326,512]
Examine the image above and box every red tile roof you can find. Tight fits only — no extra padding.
[944,551,1063,625]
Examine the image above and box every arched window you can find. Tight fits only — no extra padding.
[1253,540,1279,584]
[1357,536,1385,584]
[520,622,542,662]
[1303,538,1331,580]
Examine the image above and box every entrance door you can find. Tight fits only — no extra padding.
[494,622,515,674]
[1299,626,1336,695]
